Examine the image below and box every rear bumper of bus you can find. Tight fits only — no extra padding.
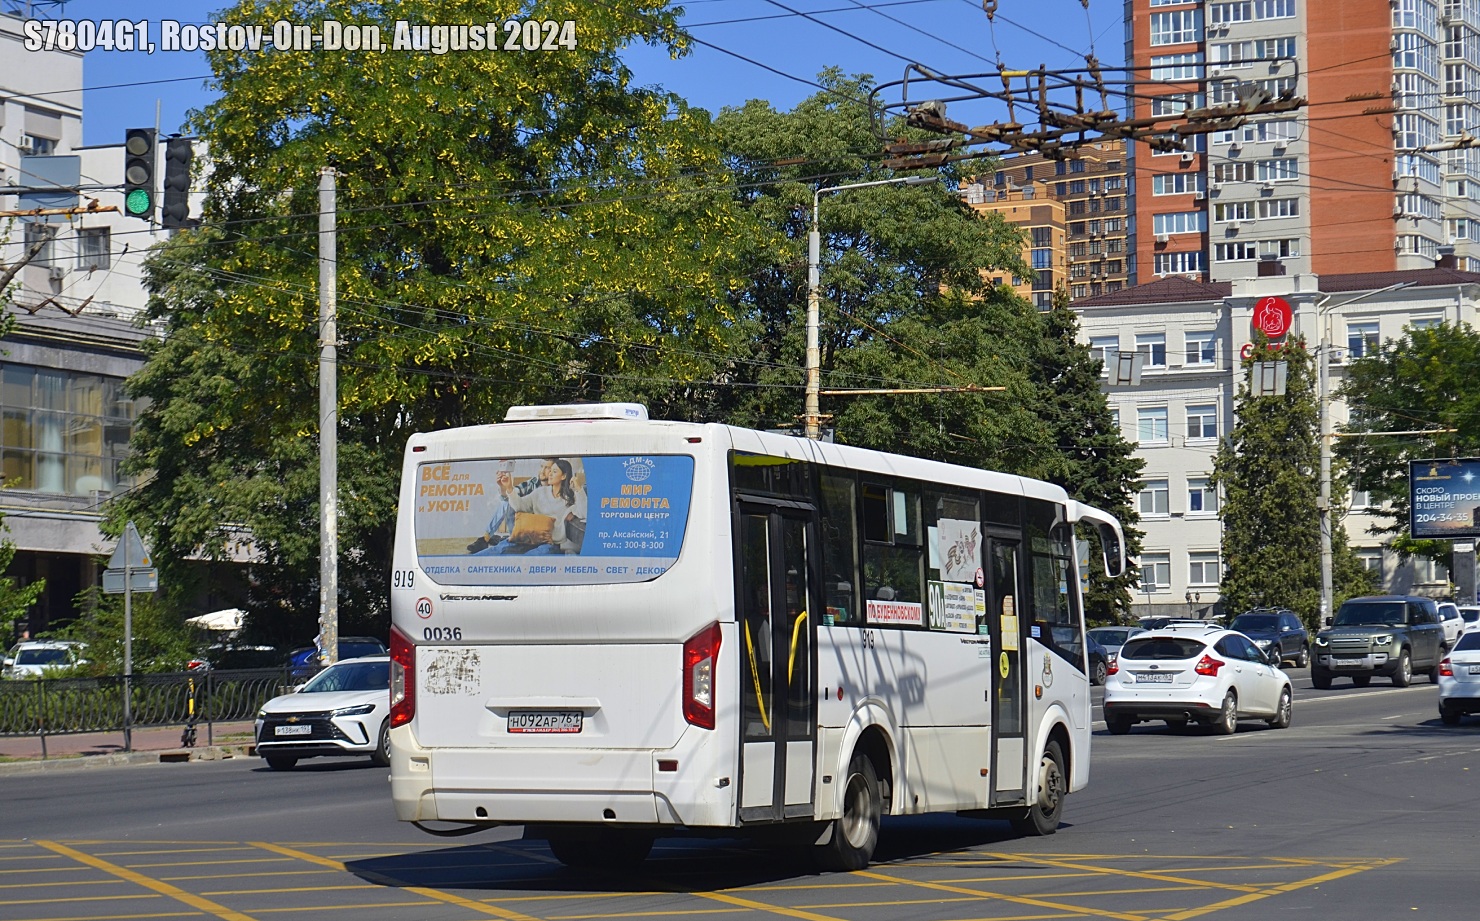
[389,724,737,829]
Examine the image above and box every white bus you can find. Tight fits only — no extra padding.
[389,403,1125,869]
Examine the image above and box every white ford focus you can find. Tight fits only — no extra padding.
[1103,625,1293,735]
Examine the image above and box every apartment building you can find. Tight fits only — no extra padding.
[1126,0,1480,284]
[960,186,1070,307]
[1075,256,1480,618]
[967,141,1132,301]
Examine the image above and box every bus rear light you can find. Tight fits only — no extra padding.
[390,624,415,727]
[683,622,722,730]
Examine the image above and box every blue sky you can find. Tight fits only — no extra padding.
[26,0,1124,147]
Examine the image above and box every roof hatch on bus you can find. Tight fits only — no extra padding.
[504,403,649,422]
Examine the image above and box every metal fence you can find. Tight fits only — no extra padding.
[0,668,297,757]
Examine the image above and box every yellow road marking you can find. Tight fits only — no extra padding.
[686,889,851,921]
[98,848,263,858]
[249,842,543,921]
[856,869,1149,921]
[981,852,1263,894]
[0,878,121,890]
[3,913,201,921]
[0,894,158,907]
[1160,858,1405,921]
[34,841,258,921]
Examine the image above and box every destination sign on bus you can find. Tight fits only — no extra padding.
[413,454,695,585]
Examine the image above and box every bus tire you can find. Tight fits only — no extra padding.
[815,752,882,871]
[547,829,653,870]
[1010,740,1066,837]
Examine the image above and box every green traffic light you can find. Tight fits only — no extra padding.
[125,188,153,216]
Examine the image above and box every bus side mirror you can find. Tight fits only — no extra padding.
[1097,522,1124,577]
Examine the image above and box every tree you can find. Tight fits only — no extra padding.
[1337,321,1480,574]
[1210,337,1372,628]
[111,0,757,643]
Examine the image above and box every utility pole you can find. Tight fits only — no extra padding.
[806,175,938,440]
[1318,282,1410,624]
[318,168,339,666]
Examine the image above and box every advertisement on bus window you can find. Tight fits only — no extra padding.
[412,454,694,585]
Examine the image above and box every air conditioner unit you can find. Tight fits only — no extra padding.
[47,265,66,280]
[1272,142,1287,153]
[1260,181,1274,192]
[1228,220,1241,231]
[1155,233,1171,243]
[1194,190,1206,200]
[17,144,35,156]
[1181,152,1196,164]
[1229,141,1242,153]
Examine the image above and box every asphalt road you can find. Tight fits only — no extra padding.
[3,667,1476,921]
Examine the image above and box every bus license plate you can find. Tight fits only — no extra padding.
[274,724,311,736]
[508,710,583,733]
[1134,672,1173,683]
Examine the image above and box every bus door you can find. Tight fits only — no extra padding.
[986,533,1028,805]
[736,503,818,822]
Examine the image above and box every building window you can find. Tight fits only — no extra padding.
[1253,0,1296,21]
[1138,407,1170,442]
[1259,238,1302,258]
[1152,53,1204,80]
[1136,333,1168,368]
[1090,336,1119,370]
[1357,548,1383,575]
[1188,478,1219,514]
[1139,480,1171,516]
[1214,242,1259,261]
[1211,2,1252,26]
[1347,321,1380,359]
[77,228,110,270]
[1150,9,1203,45]
[1154,251,1206,275]
[1215,201,1253,222]
[1350,488,1371,510]
[1139,553,1172,592]
[1186,403,1218,440]
[22,222,57,269]
[1257,158,1300,182]
[1214,162,1257,183]
[1152,173,1204,195]
[1153,212,1207,235]
[1188,552,1222,586]
[1258,198,1300,219]
[0,364,143,496]
[20,133,57,155]
[1414,557,1450,585]
[1186,331,1217,365]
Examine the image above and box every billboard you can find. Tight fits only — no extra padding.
[1409,459,1480,539]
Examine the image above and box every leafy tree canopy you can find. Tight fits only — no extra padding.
[1338,321,1480,567]
[113,0,758,641]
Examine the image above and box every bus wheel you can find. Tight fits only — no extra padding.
[547,830,654,870]
[816,753,882,871]
[1010,740,1065,837]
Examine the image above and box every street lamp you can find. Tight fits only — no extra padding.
[805,175,939,440]
[1317,282,1411,625]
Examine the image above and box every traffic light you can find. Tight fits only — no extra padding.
[160,137,194,230]
[123,128,157,221]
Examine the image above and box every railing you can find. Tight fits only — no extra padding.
[0,668,297,758]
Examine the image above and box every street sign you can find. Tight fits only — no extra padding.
[108,521,152,570]
[103,567,157,594]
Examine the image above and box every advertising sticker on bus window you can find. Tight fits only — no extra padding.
[412,454,695,586]
[927,580,979,634]
[866,599,924,627]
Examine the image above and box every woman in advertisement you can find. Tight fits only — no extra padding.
[469,458,588,555]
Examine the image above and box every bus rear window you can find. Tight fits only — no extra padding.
[411,454,695,586]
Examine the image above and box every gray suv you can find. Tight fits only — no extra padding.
[1312,595,1445,689]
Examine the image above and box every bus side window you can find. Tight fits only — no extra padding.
[820,473,860,625]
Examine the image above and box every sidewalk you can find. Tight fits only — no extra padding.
[0,721,257,773]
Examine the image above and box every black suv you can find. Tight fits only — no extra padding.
[1312,595,1445,689]
[1227,608,1310,668]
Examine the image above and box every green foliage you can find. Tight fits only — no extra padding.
[0,275,46,638]
[112,0,756,637]
[52,585,194,675]
[1337,321,1480,572]
[1212,337,1322,621]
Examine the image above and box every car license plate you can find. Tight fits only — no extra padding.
[274,724,311,736]
[1134,672,1173,683]
[508,710,583,733]
[1469,665,1480,675]
[1334,657,1363,666]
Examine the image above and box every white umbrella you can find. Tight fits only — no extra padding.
[185,608,245,632]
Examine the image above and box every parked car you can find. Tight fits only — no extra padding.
[187,644,283,671]
[286,636,387,679]
[1103,624,1293,735]
[254,655,391,770]
[1,640,86,679]
[1312,595,1445,689]
[1226,608,1310,668]
[1436,603,1464,648]
[1459,605,1480,634]
[1137,616,1214,631]
[1438,631,1480,725]
[1087,625,1145,660]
